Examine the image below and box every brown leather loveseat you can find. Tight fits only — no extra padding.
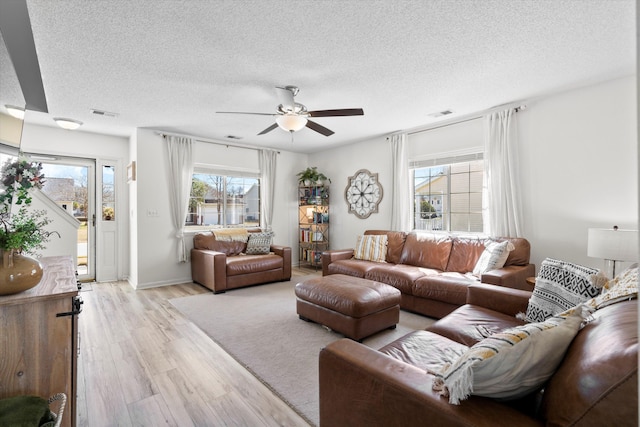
[191,229,292,293]
[319,283,638,426]
[322,230,535,318]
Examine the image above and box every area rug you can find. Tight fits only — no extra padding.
[169,276,435,426]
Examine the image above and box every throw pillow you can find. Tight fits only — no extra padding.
[472,240,515,276]
[431,305,587,405]
[353,234,388,263]
[524,258,601,323]
[245,232,273,255]
[586,264,638,310]
[213,228,249,242]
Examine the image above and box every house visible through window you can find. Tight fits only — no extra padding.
[412,156,484,233]
[186,171,260,228]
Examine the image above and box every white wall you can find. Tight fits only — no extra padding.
[313,75,637,273]
[131,129,306,288]
[519,75,637,271]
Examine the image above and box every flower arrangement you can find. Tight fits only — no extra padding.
[0,158,57,255]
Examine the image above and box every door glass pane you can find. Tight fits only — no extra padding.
[102,165,115,221]
[39,163,90,276]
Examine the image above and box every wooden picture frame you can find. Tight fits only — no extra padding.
[127,161,136,182]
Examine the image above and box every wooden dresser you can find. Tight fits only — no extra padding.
[0,256,80,427]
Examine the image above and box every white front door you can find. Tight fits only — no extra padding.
[96,161,118,282]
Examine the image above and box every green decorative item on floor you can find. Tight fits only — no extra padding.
[0,158,56,295]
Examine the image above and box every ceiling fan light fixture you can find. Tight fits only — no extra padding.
[5,105,25,119]
[276,114,307,132]
[53,117,83,130]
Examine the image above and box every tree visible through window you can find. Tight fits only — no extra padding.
[413,159,483,232]
[186,172,260,227]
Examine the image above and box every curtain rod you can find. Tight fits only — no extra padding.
[155,131,280,154]
[389,103,526,139]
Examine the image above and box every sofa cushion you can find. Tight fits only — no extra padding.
[472,240,515,276]
[328,259,378,278]
[225,253,283,276]
[245,231,273,255]
[502,237,531,266]
[364,230,407,264]
[413,274,472,306]
[366,264,434,295]
[445,238,487,273]
[432,306,586,405]
[193,233,246,255]
[427,304,526,347]
[354,234,388,263]
[400,232,453,271]
[524,258,602,322]
[379,330,468,373]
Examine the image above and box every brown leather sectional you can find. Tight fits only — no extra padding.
[319,283,638,426]
[190,231,292,293]
[322,230,535,318]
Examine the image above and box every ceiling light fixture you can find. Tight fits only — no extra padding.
[5,105,25,119]
[276,114,307,132]
[53,117,83,130]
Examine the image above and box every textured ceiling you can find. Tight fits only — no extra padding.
[0,0,636,154]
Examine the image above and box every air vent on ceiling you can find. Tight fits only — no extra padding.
[428,110,453,118]
[90,108,119,118]
[225,135,243,140]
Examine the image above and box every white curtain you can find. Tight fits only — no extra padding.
[259,149,277,232]
[390,133,411,231]
[165,135,194,262]
[483,108,522,237]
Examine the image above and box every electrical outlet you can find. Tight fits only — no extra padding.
[147,209,159,217]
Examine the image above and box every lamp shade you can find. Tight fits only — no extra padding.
[276,114,307,132]
[587,228,639,262]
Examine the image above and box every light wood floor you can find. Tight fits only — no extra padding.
[76,268,317,426]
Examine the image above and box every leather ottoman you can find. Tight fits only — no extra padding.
[295,274,401,341]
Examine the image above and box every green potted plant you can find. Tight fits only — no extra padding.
[0,158,58,294]
[296,166,331,186]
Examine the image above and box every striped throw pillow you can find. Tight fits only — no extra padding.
[431,305,587,405]
[353,235,388,263]
[245,232,273,255]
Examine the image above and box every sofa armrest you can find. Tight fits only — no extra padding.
[466,283,532,317]
[190,248,227,293]
[321,249,354,276]
[270,244,292,280]
[320,339,541,427]
[481,263,536,290]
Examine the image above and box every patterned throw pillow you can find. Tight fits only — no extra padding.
[353,235,388,263]
[524,258,601,323]
[472,240,515,276]
[245,232,273,255]
[431,306,586,405]
[586,264,638,310]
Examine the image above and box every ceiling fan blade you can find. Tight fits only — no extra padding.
[306,120,334,136]
[216,111,274,116]
[275,86,296,111]
[308,108,364,117]
[258,123,279,135]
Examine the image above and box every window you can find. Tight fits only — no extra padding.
[412,157,483,233]
[186,171,260,227]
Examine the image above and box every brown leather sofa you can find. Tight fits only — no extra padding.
[191,231,292,293]
[319,283,638,426]
[322,230,535,318]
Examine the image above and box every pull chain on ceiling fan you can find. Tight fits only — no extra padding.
[216,85,364,137]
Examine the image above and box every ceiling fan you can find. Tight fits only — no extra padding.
[216,85,364,137]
